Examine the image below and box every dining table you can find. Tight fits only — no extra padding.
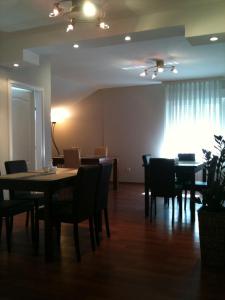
[0,168,77,261]
[52,155,118,190]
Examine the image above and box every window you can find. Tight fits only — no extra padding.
[161,79,225,160]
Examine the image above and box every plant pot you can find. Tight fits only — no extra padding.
[198,206,225,268]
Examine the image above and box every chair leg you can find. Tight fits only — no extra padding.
[172,197,175,217]
[178,193,183,219]
[94,214,100,246]
[9,216,13,233]
[5,217,12,253]
[184,190,187,210]
[89,217,96,252]
[154,197,157,217]
[34,213,39,251]
[55,222,61,246]
[30,209,35,244]
[104,208,110,238]
[25,211,29,228]
[73,223,81,262]
[0,217,2,243]
[144,184,149,217]
[150,196,153,221]
[164,197,169,206]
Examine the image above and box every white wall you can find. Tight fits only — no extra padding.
[0,60,51,173]
[53,84,166,182]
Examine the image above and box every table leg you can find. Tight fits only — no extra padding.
[144,167,149,217]
[44,190,54,261]
[190,172,196,222]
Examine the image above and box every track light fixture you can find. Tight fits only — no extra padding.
[66,18,75,32]
[49,0,110,33]
[99,20,109,29]
[139,59,178,79]
[49,3,63,17]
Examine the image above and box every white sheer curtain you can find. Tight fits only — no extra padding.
[161,79,225,160]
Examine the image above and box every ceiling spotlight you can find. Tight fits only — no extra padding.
[171,66,178,74]
[125,36,131,41]
[140,69,148,77]
[13,63,19,67]
[73,43,79,48]
[66,18,75,32]
[152,71,157,79]
[210,36,218,42]
[82,1,97,17]
[49,3,62,17]
[99,21,109,30]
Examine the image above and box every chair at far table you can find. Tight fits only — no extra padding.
[0,172,35,253]
[149,158,182,221]
[194,155,218,203]
[63,148,81,169]
[142,154,151,217]
[176,153,196,209]
[4,160,45,229]
[94,146,108,157]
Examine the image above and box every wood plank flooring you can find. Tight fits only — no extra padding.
[0,183,225,300]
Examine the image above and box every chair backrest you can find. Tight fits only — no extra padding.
[176,154,195,183]
[94,146,108,157]
[178,153,195,161]
[149,158,176,197]
[73,165,100,221]
[142,154,151,166]
[96,163,112,211]
[4,160,30,200]
[5,160,28,174]
[63,148,80,168]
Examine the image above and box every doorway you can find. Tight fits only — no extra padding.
[9,82,45,170]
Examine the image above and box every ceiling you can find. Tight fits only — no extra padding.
[0,0,225,102]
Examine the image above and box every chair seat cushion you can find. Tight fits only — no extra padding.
[37,200,87,223]
[195,181,207,189]
[13,191,45,204]
[0,200,33,216]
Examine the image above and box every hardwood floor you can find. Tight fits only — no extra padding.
[0,183,225,300]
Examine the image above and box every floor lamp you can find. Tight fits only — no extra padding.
[51,121,60,155]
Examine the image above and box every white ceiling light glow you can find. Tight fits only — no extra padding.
[13,63,19,67]
[73,43,79,48]
[82,1,97,17]
[49,0,110,33]
[125,36,131,41]
[210,36,218,42]
[139,59,178,80]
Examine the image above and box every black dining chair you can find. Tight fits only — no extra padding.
[176,153,196,209]
[94,162,112,246]
[36,165,100,262]
[4,160,45,228]
[0,174,35,253]
[142,154,151,217]
[194,155,218,203]
[149,158,182,221]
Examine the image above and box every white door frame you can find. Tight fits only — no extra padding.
[8,80,46,168]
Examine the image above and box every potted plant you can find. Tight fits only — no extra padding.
[198,135,225,268]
